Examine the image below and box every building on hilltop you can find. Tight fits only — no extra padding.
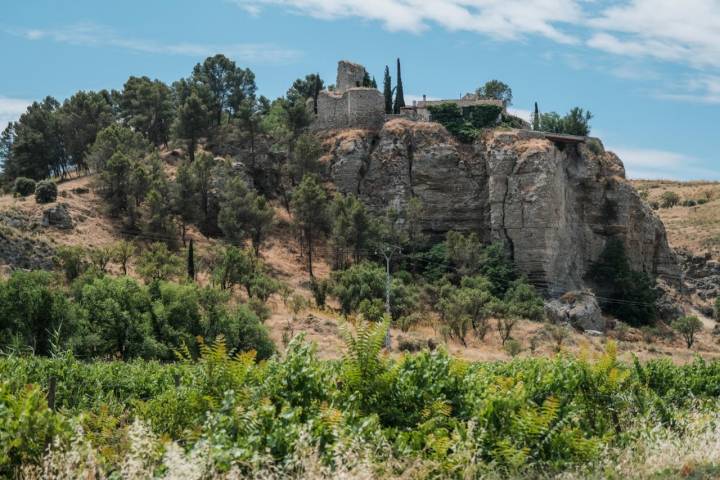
[310,60,508,130]
[310,61,386,131]
[398,93,506,122]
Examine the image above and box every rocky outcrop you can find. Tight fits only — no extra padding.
[41,203,74,230]
[324,119,680,294]
[545,291,604,332]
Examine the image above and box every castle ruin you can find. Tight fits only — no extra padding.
[311,61,386,131]
[311,60,508,130]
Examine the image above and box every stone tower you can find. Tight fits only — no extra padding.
[336,61,367,93]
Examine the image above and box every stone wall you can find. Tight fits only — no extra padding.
[337,61,366,92]
[312,88,385,131]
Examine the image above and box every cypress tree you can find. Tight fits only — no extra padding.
[532,102,541,131]
[383,66,393,114]
[187,238,195,281]
[371,76,378,89]
[393,58,405,114]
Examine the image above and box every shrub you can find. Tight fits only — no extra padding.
[55,246,87,282]
[331,262,385,316]
[310,278,330,309]
[13,177,36,197]
[682,199,697,207]
[230,305,275,360]
[660,191,680,208]
[34,180,57,203]
[504,338,522,357]
[672,315,703,349]
[588,238,657,326]
[714,297,720,321]
[427,103,503,142]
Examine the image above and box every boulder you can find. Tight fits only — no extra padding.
[545,291,605,332]
[41,203,73,229]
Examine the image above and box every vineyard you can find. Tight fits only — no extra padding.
[2,322,720,479]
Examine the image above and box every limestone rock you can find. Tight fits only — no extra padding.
[41,203,73,229]
[545,291,605,332]
[325,119,680,294]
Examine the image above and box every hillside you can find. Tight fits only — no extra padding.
[1,169,718,365]
[631,179,720,258]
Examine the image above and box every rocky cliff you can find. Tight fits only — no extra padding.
[322,119,680,294]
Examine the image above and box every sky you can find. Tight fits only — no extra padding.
[1,0,719,180]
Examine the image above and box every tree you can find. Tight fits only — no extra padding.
[209,246,257,292]
[120,76,175,146]
[0,271,75,356]
[331,261,386,316]
[538,108,593,136]
[288,133,323,185]
[714,297,720,321]
[8,97,67,180]
[171,160,199,245]
[218,176,275,256]
[291,175,329,278]
[383,66,393,114]
[56,246,87,282]
[329,193,374,269]
[672,315,702,348]
[191,54,257,126]
[438,276,497,344]
[476,80,513,105]
[175,91,211,162]
[287,73,324,114]
[136,242,183,284]
[76,276,158,360]
[532,102,540,131]
[86,124,149,173]
[112,240,135,275]
[57,91,115,172]
[588,238,657,326]
[88,246,113,273]
[187,239,196,281]
[190,152,217,235]
[393,58,405,114]
[405,196,427,254]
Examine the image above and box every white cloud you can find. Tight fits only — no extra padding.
[587,0,720,69]
[0,96,30,132]
[656,75,720,104]
[9,23,302,64]
[611,146,720,181]
[231,0,582,44]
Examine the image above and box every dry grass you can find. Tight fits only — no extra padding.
[631,179,720,258]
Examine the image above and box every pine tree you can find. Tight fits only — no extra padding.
[383,66,393,114]
[393,58,405,114]
[187,239,195,280]
[532,102,541,131]
[371,76,378,89]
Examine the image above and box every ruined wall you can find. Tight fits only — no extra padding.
[346,88,385,130]
[337,61,366,92]
[313,88,384,131]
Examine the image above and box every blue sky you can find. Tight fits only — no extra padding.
[1,0,719,180]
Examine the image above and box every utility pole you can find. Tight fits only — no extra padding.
[378,244,401,349]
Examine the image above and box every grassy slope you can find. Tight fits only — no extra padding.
[0,175,718,363]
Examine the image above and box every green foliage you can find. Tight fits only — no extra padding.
[291,175,329,278]
[538,107,593,136]
[0,382,68,476]
[672,315,703,348]
[329,193,374,269]
[660,190,680,208]
[438,275,496,344]
[427,103,504,142]
[56,245,87,282]
[287,73,323,114]
[331,261,386,316]
[588,238,657,326]
[136,242,183,284]
[0,271,76,355]
[393,58,405,114]
[383,65,393,114]
[120,76,175,146]
[13,177,36,196]
[476,79,513,105]
[715,297,720,321]
[174,90,211,162]
[218,176,275,256]
[34,179,57,203]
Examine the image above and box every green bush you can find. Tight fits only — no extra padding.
[34,180,57,203]
[13,177,36,197]
[427,103,503,143]
[588,238,657,326]
[672,315,703,348]
[660,191,680,208]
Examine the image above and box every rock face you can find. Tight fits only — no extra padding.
[323,119,680,293]
[545,291,604,332]
[41,203,74,229]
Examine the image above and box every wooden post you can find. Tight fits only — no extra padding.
[48,376,57,411]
